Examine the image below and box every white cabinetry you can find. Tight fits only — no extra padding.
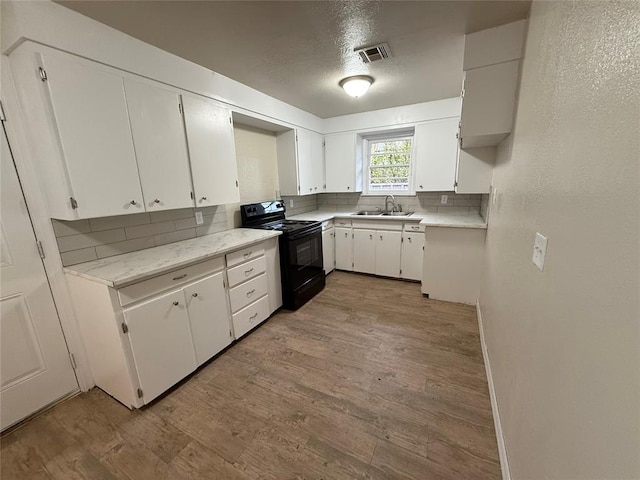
[124,79,194,211]
[414,118,460,192]
[182,96,240,207]
[335,226,353,271]
[375,231,402,277]
[324,133,362,193]
[123,289,198,403]
[322,222,336,274]
[353,229,376,274]
[276,128,324,195]
[39,51,145,218]
[455,147,495,194]
[401,228,425,281]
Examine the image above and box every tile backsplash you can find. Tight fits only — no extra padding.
[316,192,482,214]
[282,195,318,216]
[53,206,229,266]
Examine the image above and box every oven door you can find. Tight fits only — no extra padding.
[285,229,323,290]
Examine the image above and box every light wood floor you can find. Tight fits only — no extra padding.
[1,271,500,479]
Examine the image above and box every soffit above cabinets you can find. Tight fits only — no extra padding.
[55,1,531,119]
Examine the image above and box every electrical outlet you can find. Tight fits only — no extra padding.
[289,199,294,208]
[532,232,548,271]
[195,211,204,225]
[440,194,448,204]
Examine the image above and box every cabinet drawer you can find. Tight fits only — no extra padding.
[227,255,266,288]
[352,220,403,231]
[226,244,265,268]
[404,222,425,232]
[118,257,224,307]
[232,295,270,339]
[229,273,268,313]
[334,218,352,227]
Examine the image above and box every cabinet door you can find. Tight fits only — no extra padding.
[123,289,196,404]
[296,129,314,195]
[184,272,232,366]
[310,131,325,193]
[353,229,376,274]
[124,79,194,211]
[414,118,459,192]
[401,232,425,281]
[182,96,240,206]
[455,147,495,194]
[325,133,357,192]
[40,52,144,218]
[322,228,335,274]
[375,231,402,277]
[335,227,353,271]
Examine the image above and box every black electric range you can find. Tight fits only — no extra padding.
[241,201,325,310]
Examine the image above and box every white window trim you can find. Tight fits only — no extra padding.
[362,133,416,196]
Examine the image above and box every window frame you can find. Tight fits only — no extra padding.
[362,131,416,196]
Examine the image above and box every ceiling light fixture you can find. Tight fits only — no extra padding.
[339,75,374,98]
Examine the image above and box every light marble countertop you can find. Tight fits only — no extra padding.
[288,209,487,229]
[64,228,281,288]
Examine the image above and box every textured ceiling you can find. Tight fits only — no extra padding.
[56,1,531,118]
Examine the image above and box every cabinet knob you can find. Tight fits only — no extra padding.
[173,301,179,306]
[314,187,318,190]
[380,235,383,240]
[309,188,313,191]
[369,234,372,240]
[419,185,423,189]
[408,238,412,243]
[130,200,137,205]
[347,186,350,190]
[192,293,198,298]
[154,199,160,204]
[246,289,256,297]
[200,196,207,202]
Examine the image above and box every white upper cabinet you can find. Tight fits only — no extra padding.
[455,147,495,194]
[276,128,324,196]
[124,79,194,211]
[182,95,240,207]
[324,133,362,193]
[40,52,144,218]
[414,118,460,192]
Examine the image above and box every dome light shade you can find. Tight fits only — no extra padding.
[339,75,374,97]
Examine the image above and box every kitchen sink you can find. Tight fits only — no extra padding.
[353,210,382,216]
[381,211,414,216]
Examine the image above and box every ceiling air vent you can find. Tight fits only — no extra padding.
[355,43,392,63]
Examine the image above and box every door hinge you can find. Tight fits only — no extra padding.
[38,67,48,82]
[352,233,354,238]
[137,388,143,399]
[298,186,300,192]
[401,237,404,243]
[70,197,78,209]
[456,132,459,139]
[235,180,239,187]
[400,269,403,275]
[36,240,45,259]
[460,89,465,98]
[178,102,183,114]
[190,191,194,200]
[121,323,129,334]
[223,278,226,289]
[454,181,458,188]
[229,116,232,124]
[229,329,233,338]
[352,262,354,267]
[0,100,6,122]
[69,353,77,370]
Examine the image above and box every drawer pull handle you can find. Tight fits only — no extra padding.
[249,313,258,320]
[246,289,256,297]
[173,301,180,306]
[173,274,187,281]
[244,251,253,258]
[244,268,254,276]
[192,293,198,298]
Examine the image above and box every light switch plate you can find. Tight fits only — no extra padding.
[195,211,204,225]
[440,194,448,204]
[532,232,548,271]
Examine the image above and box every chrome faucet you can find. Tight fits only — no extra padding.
[384,195,397,213]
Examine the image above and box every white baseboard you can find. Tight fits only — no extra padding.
[476,300,511,480]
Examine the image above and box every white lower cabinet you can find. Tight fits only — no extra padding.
[375,231,402,277]
[335,227,354,271]
[66,237,281,409]
[401,232,425,281]
[353,229,376,274]
[322,225,336,274]
[123,289,198,404]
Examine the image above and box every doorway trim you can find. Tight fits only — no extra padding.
[1,55,93,391]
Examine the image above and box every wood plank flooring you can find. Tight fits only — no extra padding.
[1,271,500,479]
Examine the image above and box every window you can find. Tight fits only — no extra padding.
[365,134,414,194]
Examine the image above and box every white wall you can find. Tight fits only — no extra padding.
[479,1,640,479]
[234,125,279,204]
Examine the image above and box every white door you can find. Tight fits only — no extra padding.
[325,133,356,193]
[124,79,194,211]
[375,231,402,277]
[334,227,353,271]
[296,129,314,195]
[414,118,459,191]
[182,96,240,207]
[401,232,425,281]
[322,228,335,274]
[123,289,197,404]
[40,51,144,218]
[0,128,78,431]
[353,229,376,274]
[184,272,233,366]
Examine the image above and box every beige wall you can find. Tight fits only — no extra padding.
[479,1,640,479]
[227,124,280,226]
